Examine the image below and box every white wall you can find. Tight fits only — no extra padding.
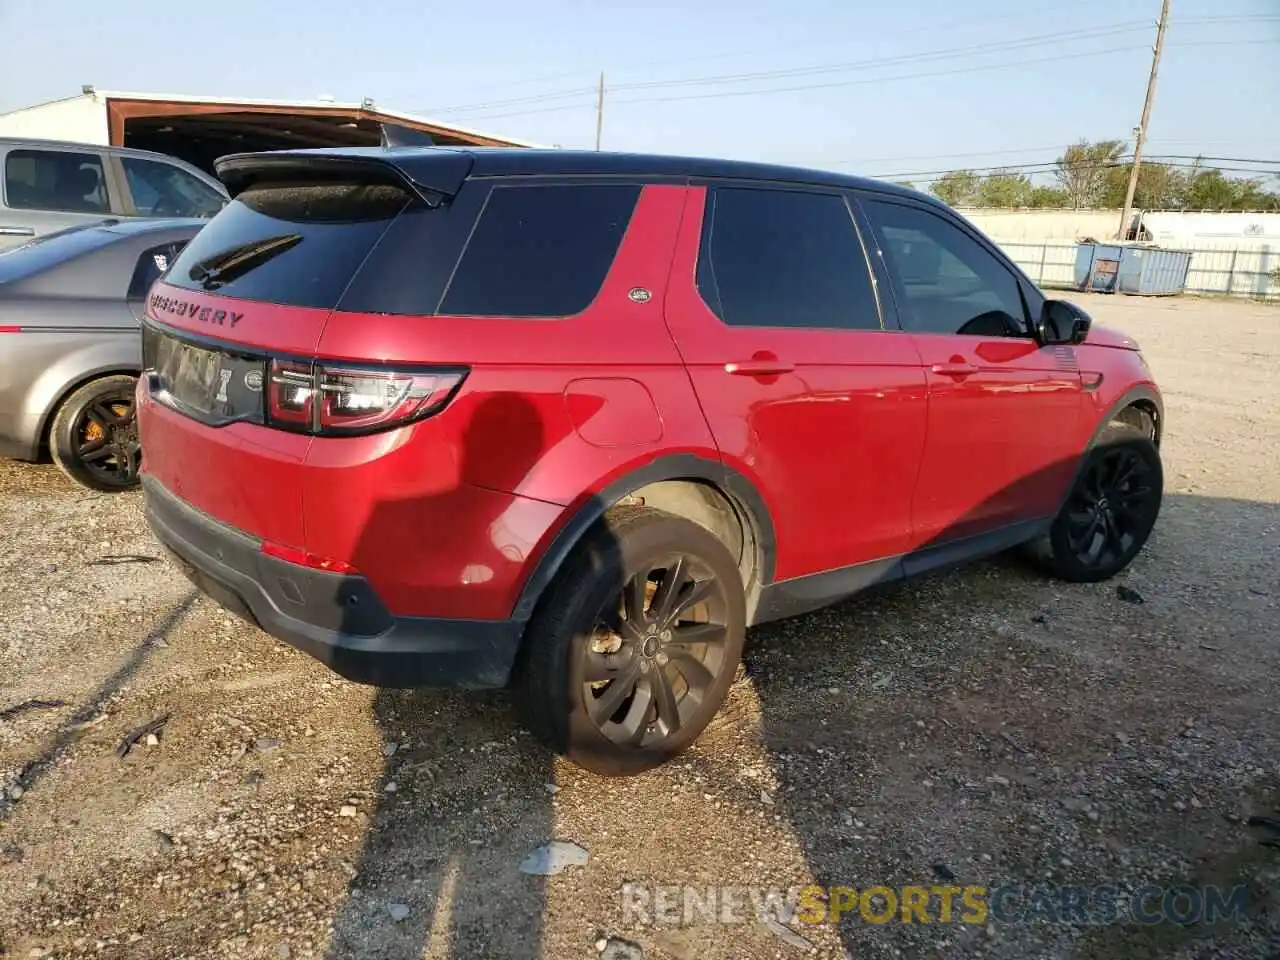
[953,208,1126,242]
[0,94,109,145]
[995,238,1279,299]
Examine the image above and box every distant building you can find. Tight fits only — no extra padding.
[0,87,538,173]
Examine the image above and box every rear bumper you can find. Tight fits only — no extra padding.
[142,475,524,688]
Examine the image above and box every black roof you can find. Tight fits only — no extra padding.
[215,145,937,208]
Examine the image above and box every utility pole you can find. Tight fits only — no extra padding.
[593,73,604,152]
[1119,0,1170,240]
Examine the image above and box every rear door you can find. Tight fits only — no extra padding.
[0,146,118,250]
[665,183,928,583]
[856,194,1084,550]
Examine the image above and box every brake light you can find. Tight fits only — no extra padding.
[266,360,465,435]
[0,326,21,333]
[261,540,355,574]
[269,360,315,428]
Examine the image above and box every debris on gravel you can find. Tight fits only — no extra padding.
[518,840,590,876]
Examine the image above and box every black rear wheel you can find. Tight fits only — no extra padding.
[50,375,142,492]
[516,507,746,776]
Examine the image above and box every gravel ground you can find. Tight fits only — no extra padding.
[1,293,1277,960]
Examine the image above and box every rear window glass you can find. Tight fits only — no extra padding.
[163,181,412,309]
[438,183,640,317]
[0,224,117,284]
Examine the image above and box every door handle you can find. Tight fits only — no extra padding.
[725,359,795,376]
[0,226,35,237]
[930,361,979,377]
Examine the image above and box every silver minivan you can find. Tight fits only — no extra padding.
[0,137,227,252]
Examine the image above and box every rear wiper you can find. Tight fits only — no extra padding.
[188,233,302,290]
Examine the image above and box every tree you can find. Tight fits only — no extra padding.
[1055,139,1127,209]
[1028,185,1070,209]
[931,170,980,206]
[1102,162,1185,209]
[976,169,1033,207]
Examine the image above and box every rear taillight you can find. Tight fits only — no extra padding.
[267,359,465,436]
[269,360,315,429]
[0,326,21,333]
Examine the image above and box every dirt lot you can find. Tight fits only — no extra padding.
[1,293,1277,960]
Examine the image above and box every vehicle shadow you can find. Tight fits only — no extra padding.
[745,486,1278,956]
[0,589,198,819]
[323,392,585,960]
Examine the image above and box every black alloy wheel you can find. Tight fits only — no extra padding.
[1032,420,1163,583]
[582,552,732,749]
[50,375,143,492]
[516,507,747,776]
[1062,444,1158,572]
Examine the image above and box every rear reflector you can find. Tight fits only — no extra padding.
[261,540,355,574]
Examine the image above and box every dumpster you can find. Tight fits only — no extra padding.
[1115,245,1193,296]
[1075,242,1123,292]
[1075,242,1193,296]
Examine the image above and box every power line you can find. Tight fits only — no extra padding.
[605,22,1155,93]
[410,0,1163,113]
[442,36,1275,123]
[418,20,1151,117]
[422,13,1279,118]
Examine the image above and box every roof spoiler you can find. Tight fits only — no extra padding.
[214,149,473,207]
[379,122,435,148]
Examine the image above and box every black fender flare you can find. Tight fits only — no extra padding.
[510,453,777,621]
[1087,384,1164,449]
[1052,384,1165,520]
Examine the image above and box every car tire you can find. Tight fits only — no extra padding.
[49,375,142,493]
[1026,417,1163,583]
[515,506,747,776]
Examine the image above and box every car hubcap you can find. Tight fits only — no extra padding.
[76,392,141,487]
[581,554,730,749]
[1064,447,1156,568]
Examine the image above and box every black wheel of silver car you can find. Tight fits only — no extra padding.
[50,375,142,492]
[1033,419,1162,583]
[516,506,746,776]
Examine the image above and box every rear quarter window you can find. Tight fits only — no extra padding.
[437,183,641,318]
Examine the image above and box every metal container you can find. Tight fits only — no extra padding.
[1115,245,1193,296]
[1074,243,1123,292]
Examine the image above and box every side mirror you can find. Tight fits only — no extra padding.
[1036,299,1092,345]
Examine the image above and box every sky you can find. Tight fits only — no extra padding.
[1,0,1277,187]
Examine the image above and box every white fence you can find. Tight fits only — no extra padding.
[993,238,1280,300]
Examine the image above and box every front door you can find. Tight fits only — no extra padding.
[857,195,1084,550]
[664,184,928,585]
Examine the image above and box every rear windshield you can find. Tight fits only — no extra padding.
[162,181,412,309]
[0,224,118,283]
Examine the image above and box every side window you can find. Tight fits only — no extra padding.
[4,149,109,214]
[128,240,188,300]
[121,157,225,218]
[861,199,1028,337]
[696,186,880,330]
[438,183,641,317]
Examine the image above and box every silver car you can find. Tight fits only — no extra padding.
[1,137,226,252]
[0,217,205,490]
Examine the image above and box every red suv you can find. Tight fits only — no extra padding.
[137,148,1163,774]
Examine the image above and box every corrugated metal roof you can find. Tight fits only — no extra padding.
[2,89,544,149]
